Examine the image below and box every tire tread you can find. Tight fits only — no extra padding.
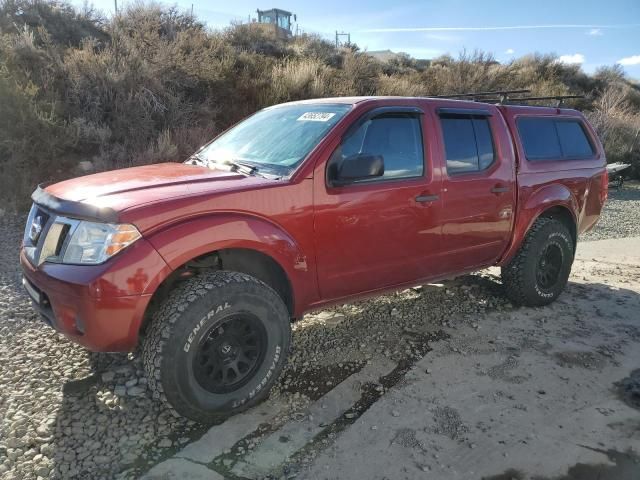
[501,217,572,307]
[141,270,289,422]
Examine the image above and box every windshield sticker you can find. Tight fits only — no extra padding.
[297,112,336,122]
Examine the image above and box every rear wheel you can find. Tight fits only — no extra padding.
[142,271,291,423]
[501,217,574,307]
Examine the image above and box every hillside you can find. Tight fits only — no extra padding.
[1,0,639,209]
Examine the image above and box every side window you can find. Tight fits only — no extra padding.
[337,114,424,181]
[517,117,594,160]
[440,115,495,174]
[556,120,594,157]
[518,118,562,159]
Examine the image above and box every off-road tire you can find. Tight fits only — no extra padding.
[501,217,574,307]
[142,271,291,423]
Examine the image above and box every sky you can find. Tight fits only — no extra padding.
[76,0,640,77]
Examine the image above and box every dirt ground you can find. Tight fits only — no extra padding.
[142,237,640,480]
[1,188,639,480]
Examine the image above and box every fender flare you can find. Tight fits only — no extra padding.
[499,184,578,265]
[144,213,315,313]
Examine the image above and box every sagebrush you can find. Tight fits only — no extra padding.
[1,0,639,210]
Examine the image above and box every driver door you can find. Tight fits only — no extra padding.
[313,106,443,300]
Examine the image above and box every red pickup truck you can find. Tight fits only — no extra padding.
[20,96,607,422]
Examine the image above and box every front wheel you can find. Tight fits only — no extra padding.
[501,217,574,307]
[142,271,291,423]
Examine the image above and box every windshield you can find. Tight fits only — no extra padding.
[197,104,351,171]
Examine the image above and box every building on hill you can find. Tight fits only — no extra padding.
[367,50,404,62]
[367,50,431,69]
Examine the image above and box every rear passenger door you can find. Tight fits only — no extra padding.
[436,107,516,272]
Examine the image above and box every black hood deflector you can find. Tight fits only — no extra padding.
[32,185,119,223]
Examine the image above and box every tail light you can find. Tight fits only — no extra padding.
[601,169,609,204]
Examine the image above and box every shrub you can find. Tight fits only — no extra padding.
[1,0,639,210]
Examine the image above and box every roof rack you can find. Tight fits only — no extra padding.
[432,89,531,102]
[502,94,584,107]
[432,90,584,108]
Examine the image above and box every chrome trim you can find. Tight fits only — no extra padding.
[24,205,80,266]
[38,216,81,265]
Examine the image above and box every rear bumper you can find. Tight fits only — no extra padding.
[19,239,171,352]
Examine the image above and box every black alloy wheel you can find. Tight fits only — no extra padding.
[193,314,267,394]
[536,243,563,291]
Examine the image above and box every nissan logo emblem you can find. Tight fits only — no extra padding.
[29,215,44,242]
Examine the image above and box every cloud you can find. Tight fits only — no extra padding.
[423,33,462,42]
[359,23,640,33]
[505,48,515,54]
[618,55,640,66]
[557,54,585,65]
[587,28,603,36]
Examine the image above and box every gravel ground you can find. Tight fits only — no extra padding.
[582,181,640,241]
[0,181,638,479]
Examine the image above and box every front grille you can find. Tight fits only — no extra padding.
[24,204,74,266]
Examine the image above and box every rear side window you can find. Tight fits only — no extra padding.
[517,117,594,160]
[556,121,594,157]
[440,115,495,174]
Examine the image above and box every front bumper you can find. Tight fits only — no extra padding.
[19,238,171,352]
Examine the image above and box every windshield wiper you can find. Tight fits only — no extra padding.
[227,160,258,176]
[186,152,207,166]
[187,155,255,174]
[189,155,280,179]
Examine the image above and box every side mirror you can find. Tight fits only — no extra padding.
[332,154,384,186]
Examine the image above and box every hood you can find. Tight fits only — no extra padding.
[41,162,268,217]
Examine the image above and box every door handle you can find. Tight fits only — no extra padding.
[490,186,510,194]
[415,194,439,203]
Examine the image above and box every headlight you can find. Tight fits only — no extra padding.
[62,221,141,265]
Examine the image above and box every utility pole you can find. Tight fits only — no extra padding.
[114,0,117,14]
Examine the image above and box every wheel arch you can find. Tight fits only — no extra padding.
[132,213,316,343]
[499,184,578,266]
[538,205,577,251]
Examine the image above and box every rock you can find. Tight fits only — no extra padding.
[6,438,24,448]
[124,378,138,388]
[114,385,127,396]
[390,308,400,316]
[127,385,146,397]
[34,465,50,477]
[158,438,172,448]
[324,314,345,327]
[77,160,94,173]
[39,444,52,456]
[101,371,115,382]
[391,410,400,417]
